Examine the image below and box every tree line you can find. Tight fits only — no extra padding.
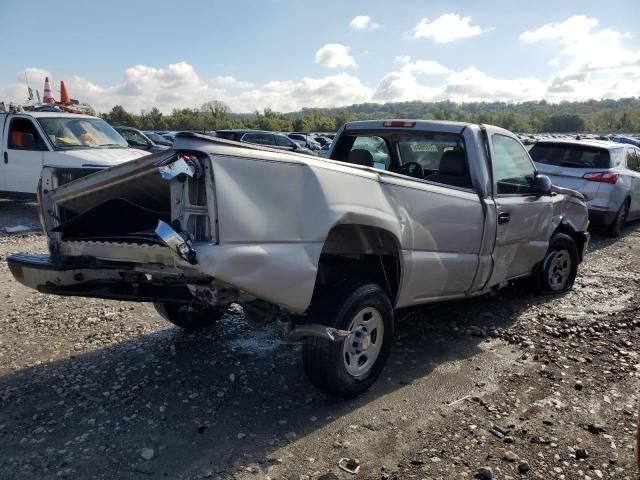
[99,97,640,134]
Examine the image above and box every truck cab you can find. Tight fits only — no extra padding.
[0,112,150,198]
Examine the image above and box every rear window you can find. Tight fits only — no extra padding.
[216,131,236,140]
[398,135,465,173]
[530,143,611,168]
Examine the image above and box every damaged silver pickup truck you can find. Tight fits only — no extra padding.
[7,120,589,397]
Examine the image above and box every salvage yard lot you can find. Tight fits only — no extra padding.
[0,200,638,479]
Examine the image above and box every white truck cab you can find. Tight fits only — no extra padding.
[0,111,149,198]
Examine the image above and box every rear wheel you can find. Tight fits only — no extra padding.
[153,302,225,330]
[534,233,579,293]
[302,280,394,398]
[607,199,629,238]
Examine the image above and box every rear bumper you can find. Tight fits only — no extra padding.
[7,253,211,304]
[588,208,616,226]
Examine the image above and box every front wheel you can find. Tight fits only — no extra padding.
[153,302,226,330]
[302,280,394,398]
[534,233,579,294]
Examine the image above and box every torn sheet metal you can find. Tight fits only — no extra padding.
[158,153,202,181]
[159,157,196,180]
[155,220,197,264]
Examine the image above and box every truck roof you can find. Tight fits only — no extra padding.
[1,111,99,120]
[343,119,478,135]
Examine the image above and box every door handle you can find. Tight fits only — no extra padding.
[498,212,511,225]
[3,152,7,164]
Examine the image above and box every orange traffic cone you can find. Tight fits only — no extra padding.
[60,81,70,104]
[43,76,55,104]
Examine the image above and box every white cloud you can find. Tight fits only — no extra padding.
[403,60,451,75]
[549,57,560,66]
[0,64,375,113]
[213,75,254,89]
[413,14,487,43]
[233,73,373,112]
[374,62,544,103]
[443,67,546,102]
[394,55,411,64]
[520,15,598,43]
[374,60,450,102]
[349,15,380,30]
[314,43,357,68]
[520,15,640,100]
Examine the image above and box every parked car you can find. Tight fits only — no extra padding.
[143,131,173,146]
[7,120,589,398]
[530,138,640,237]
[318,143,331,158]
[287,132,321,151]
[0,111,148,198]
[114,126,169,153]
[313,135,332,146]
[215,129,313,155]
[612,135,640,148]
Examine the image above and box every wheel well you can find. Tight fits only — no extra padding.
[314,224,402,304]
[553,221,586,260]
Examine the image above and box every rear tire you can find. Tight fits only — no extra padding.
[153,302,225,330]
[302,280,394,398]
[607,199,629,238]
[534,233,579,294]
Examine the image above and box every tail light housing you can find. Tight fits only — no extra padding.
[582,172,619,184]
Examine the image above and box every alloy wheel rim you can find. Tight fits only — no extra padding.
[343,307,384,378]
[547,250,572,291]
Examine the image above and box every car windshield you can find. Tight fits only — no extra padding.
[38,117,129,150]
[530,143,611,169]
[147,133,165,142]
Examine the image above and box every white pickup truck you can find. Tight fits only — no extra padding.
[0,111,148,198]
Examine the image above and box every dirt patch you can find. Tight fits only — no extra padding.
[0,200,638,479]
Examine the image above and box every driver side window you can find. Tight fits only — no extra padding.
[493,134,535,195]
[122,130,148,147]
[348,136,391,170]
[8,118,47,151]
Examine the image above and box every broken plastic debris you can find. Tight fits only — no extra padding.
[338,458,360,475]
[158,158,196,180]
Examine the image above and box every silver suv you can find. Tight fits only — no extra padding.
[530,139,640,236]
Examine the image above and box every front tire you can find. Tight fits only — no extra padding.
[607,199,629,238]
[302,280,394,398]
[534,233,579,293]
[153,302,225,330]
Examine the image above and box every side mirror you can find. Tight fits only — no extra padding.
[21,133,35,148]
[533,174,552,195]
[291,143,298,150]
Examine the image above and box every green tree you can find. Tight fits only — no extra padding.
[542,114,585,132]
[102,105,136,127]
[200,100,231,129]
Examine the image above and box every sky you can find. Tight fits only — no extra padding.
[1,0,639,113]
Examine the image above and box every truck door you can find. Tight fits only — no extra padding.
[485,127,553,283]
[2,116,49,195]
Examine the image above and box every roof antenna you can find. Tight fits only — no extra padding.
[25,71,34,101]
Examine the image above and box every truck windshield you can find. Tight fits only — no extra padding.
[37,117,129,150]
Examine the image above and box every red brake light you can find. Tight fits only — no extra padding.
[383,121,416,128]
[582,172,619,184]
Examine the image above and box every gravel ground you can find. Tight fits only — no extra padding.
[0,200,638,480]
